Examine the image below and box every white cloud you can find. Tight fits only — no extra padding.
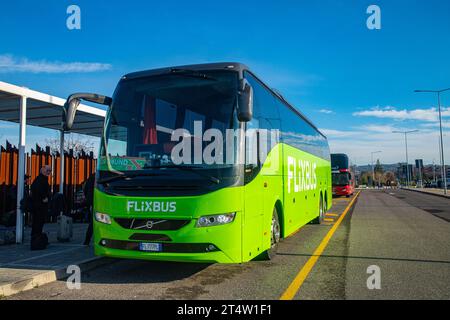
[320,125,402,138]
[322,126,449,165]
[353,106,450,122]
[320,128,361,138]
[318,109,335,114]
[359,124,397,133]
[420,121,450,129]
[0,54,112,73]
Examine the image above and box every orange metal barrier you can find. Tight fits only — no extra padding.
[0,141,96,223]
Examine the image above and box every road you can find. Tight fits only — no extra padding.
[8,190,450,300]
[392,188,450,222]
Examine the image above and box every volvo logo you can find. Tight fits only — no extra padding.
[132,219,168,230]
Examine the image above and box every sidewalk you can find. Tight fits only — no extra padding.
[403,187,450,199]
[0,223,110,297]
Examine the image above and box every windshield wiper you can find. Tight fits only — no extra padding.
[169,68,217,81]
[144,164,220,184]
[97,172,158,185]
[99,165,221,185]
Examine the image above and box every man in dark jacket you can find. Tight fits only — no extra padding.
[83,173,95,245]
[30,165,51,238]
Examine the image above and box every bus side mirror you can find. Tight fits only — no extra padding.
[238,79,253,122]
[63,93,112,131]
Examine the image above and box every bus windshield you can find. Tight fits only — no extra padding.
[332,172,350,186]
[99,70,240,179]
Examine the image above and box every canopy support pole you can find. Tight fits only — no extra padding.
[59,130,65,194]
[16,96,27,244]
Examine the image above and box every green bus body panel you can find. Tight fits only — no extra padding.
[93,143,331,264]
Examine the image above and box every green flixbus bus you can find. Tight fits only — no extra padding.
[63,62,332,263]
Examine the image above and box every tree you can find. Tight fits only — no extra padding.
[374,159,383,174]
[359,171,371,186]
[45,133,96,157]
[374,159,384,187]
[383,171,397,186]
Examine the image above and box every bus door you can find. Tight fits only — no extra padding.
[242,129,264,261]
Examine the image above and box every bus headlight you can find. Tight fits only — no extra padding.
[196,213,236,228]
[95,212,112,225]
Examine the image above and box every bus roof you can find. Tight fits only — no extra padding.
[123,62,249,79]
[122,62,326,139]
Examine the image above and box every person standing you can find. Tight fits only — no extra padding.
[30,165,51,238]
[83,173,95,245]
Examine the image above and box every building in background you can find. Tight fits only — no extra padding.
[397,163,414,186]
[415,159,424,188]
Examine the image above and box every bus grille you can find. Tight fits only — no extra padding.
[115,218,190,231]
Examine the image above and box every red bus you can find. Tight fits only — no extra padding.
[331,153,355,197]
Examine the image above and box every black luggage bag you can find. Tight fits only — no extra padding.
[30,233,48,250]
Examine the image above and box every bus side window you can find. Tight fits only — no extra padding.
[244,71,281,166]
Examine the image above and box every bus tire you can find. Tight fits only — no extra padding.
[312,194,324,224]
[261,207,281,260]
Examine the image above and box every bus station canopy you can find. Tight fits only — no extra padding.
[0,81,106,244]
[0,81,106,137]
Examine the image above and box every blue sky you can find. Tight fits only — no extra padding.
[1,0,449,165]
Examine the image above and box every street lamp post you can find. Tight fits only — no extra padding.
[415,88,450,194]
[393,130,419,187]
[371,151,382,188]
[433,159,436,183]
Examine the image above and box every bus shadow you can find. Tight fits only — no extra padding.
[81,259,212,284]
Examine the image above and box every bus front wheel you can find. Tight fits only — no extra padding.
[262,207,281,260]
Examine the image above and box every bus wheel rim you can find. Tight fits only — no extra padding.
[271,214,280,247]
[320,198,324,220]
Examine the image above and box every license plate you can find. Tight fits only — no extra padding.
[139,242,162,252]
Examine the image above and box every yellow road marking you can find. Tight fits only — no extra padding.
[323,218,334,222]
[325,213,338,217]
[280,191,360,300]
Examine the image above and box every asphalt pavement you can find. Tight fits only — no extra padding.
[394,188,450,222]
[7,190,450,300]
[344,189,450,299]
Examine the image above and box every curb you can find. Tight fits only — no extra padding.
[402,188,450,200]
[0,257,114,298]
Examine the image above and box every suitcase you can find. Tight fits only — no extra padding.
[31,233,48,250]
[57,214,73,242]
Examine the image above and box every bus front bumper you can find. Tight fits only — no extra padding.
[333,186,352,196]
[93,215,242,264]
[95,242,235,264]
